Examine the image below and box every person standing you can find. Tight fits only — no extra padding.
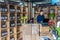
[37,10,44,23]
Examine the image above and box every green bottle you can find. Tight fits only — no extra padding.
[50,13,55,19]
[22,16,27,24]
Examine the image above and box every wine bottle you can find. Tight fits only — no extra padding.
[1,15,8,21]
[1,5,7,12]
[1,22,6,28]
[17,20,20,26]
[10,13,15,20]
[10,37,14,40]
[1,31,7,37]
[10,21,15,27]
[10,29,13,34]
[10,5,15,12]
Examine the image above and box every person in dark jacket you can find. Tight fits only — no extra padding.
[37,10,44,23]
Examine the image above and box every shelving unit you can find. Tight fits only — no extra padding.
[1,1,59,40]
[0,3,23,40]
[34,6,49,23]
[34,6,58,25]
[55,6,60,22]
[34,6,40,23]
[42,7,49,19]
[22,6,28,23]
[49,6,58,26]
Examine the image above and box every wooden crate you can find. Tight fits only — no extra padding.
[40,26,50,33]
[40,24,52,38]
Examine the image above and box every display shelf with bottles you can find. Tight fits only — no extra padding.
[42,7,49,19]
[16,6,22,40]
[0,4,8,13]
[49,6,57,26]
[10,12,15,21]
[34,7,39,23]
[56,6,60,21]
[57,9,60,21]
[49,6,55,19]
[17,12,21,26]
[0,4,8,40]
[0,3,23,40]
[22,6,28,23]
[1,14,8,21]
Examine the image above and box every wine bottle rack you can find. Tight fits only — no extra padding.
[0,3,24,40]
[17,13,21,20]
[56,7,60,21]
[49,6,58,26]
[1,4,8,13]
[10,13,15,21]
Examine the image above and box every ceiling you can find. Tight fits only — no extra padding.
[0,0,52,6]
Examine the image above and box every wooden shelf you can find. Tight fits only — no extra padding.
[0,4,23,40]
[1,36,7,40]
[49,6,58,26]
[1,35,8,38]
[1,28,7,30]
[10,33,15,36]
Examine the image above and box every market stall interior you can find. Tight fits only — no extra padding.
[0,0,60,40]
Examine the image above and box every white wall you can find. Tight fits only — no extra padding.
[31,8,34,18]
